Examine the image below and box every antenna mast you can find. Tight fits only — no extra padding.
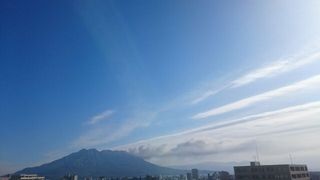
[255,139,260,162]
[289,154,293,164]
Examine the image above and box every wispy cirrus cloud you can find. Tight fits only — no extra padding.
[74,111,156,149]
[193,74,320,119]
[118,101,320,167]
[74,119,146,148]
[192,50,320,104]
[230,51,320,88]
[191,84,229,105]
[87,109,114,125]
[120,101,320,147]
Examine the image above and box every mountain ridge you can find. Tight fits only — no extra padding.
[15,149,184,179]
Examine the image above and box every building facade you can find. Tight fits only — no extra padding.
[191,169,199,180]
[234,162,310,180]
[208,172,233,180]
[310,172,320,180]
[9,174,45,180]
[63,174,78,180]
[187,173,192,180]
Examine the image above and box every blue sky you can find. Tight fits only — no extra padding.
[1,0,320,174]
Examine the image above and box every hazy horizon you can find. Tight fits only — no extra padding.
[1,0,320,175]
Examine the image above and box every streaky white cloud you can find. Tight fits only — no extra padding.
[118,101,320,148]
[87,109,114,125]
[191,50,320,104]
[230,51,320,88]
[191,84,229,105]
[193,74,320,119]
[74,111,156,149]
[117,101,320,168]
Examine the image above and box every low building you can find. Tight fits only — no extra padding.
[208,172,233,180]
[9,174,45,180]
[191,169,199,180]
[63,174,78,180]
[187,173,192,180]
[179,175,186,180]
[218,171,233,180]
[0,174,11,180]
[310,172,320,180]
[234,161,310,180]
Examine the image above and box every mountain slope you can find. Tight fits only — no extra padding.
[16,149,183,179]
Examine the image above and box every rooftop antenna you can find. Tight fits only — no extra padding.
[289,154,293,164]
[255,139,260,162]
[253,155,257,162]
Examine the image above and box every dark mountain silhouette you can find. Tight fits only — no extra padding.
[15,149,184,179]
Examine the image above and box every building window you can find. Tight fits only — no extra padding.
[292,174,297,178]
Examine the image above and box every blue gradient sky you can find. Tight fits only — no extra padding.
[1,0,320,174]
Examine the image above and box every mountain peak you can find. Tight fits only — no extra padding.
[78,148,99,153]
[16,149,183,179]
